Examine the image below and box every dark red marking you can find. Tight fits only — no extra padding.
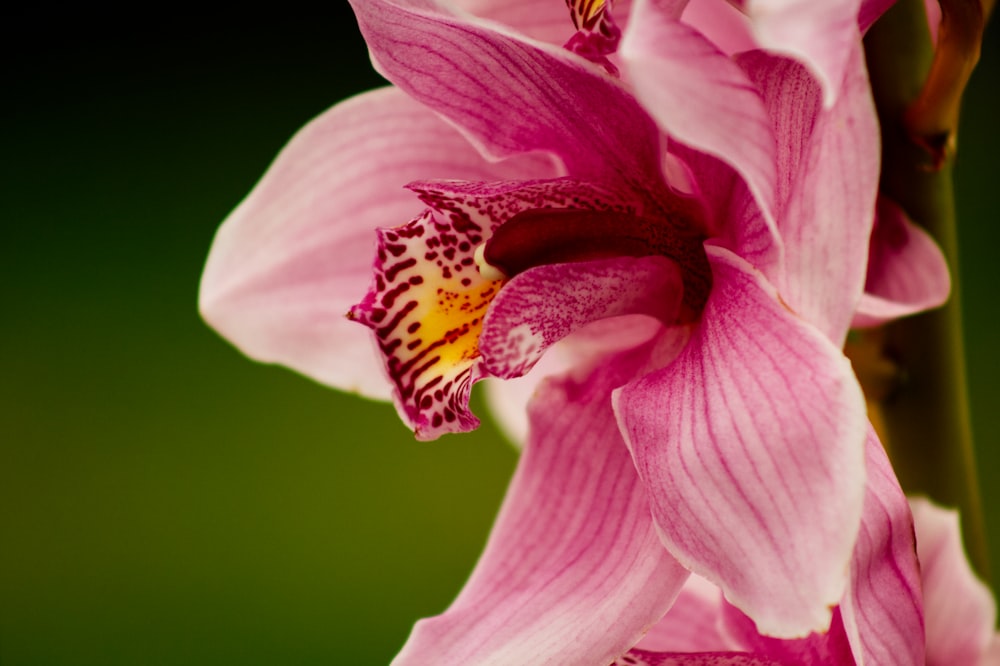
[381,282,411,308]
[384,257,417,283]
[482,208,711,313]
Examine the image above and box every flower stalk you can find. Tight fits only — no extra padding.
[864,0,990,580]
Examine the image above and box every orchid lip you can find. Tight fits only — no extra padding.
[348,179,710,440]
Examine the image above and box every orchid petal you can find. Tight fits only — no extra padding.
[721,603,854,665]
[620,1,779,238]
[614,244,866,638]
[632,438,930,665]
[449,0,577,45]
[635,575,732,653]
[450,0,636,48]
[839,426,924,666]
[742,0,863,107]
[745,44,879,344]
[981,637,1000,666]
[199,87,552,399]
[486,314,671,445]
[349,0,668,194]
[669,145,781,280]
[735,52,822,225]
[853,197,951,328]
[479,255,684,379]
[393,343,689,665]
[482,345,571,446]
[714,428,924,665]
[681,0,758,55]
[910,497,998,666]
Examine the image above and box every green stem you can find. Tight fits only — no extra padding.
[864,0,990,580]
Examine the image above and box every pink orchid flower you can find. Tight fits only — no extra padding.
[614,492,998,666]
[200,0,951,663]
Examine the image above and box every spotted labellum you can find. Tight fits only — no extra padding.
[348,177,708,439]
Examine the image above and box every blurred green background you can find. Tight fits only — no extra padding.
[2,7,997,665]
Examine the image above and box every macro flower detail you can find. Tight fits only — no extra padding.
[338,0,884,642]
[348,177,707,439]
[198,0,960,663]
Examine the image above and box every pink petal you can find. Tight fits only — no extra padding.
[482,348,571,446]
[734,51,822,228]
[455,0,640,80]
[744,44,879,344]
[620,1,779,237]
[853,196,951,328]
[635,575,732,652]
[393,343,689,665]
[742,0,863,107]
[681,0,758,55]
[629,427,929,666]
[349,0,668,195]
[669,145,781,280]
[199,87,552,398]
[839,426,924,666]
[910,497,998,666]
[453,0,638,46]
[450,0,578,45]
[479,255,684,378]
[980,637,1000,666]
[614,244,867,638]
[715,428,925,665]
[486,315,671,445]
[721,604,855,665]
